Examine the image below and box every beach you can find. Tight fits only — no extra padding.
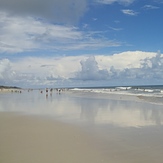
[0,112,103,163]
[1,89,163,163]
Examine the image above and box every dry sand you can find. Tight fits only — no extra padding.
[0,113,103,163]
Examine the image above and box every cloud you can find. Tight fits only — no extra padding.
[0,0,88,24]
[75,56,109,80]
[1,51,162,87]
[96,0,135,5]
[0,11,120,54]
[139,51,163,79]
[73,51,162,85]
[0,59,15,84]
[106,51,163,82]
[7,56,84,87]
[121,9,138,16]
[108,26,123,31]
[153,0,163,4]
[143,5,159,10]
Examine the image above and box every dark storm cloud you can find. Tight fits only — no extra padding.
[0,0,88,24]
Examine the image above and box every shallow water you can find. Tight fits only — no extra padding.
[0,89,163,127]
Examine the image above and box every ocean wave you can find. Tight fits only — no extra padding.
[70,86,163,98]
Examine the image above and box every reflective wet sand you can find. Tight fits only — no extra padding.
[1,90,163,163]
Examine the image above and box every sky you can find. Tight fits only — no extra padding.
[0,0,163,88]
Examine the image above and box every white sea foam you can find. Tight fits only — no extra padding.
[144,89,154,93]
[70,86,163,98]
[116,86,132,90]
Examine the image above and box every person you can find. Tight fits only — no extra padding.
[46,88,48,93]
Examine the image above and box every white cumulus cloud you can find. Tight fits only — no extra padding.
[75,56,109,80]
[1,51,162,87]
[0,59,15,84]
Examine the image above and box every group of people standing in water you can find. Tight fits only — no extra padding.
[40,88,66,98]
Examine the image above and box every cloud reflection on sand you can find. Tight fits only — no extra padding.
[0,90,163,128]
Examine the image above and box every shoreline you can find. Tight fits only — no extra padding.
[1,87,163,106]
[1,87,163,109]
[68,89,163,106]
[68,89,157,104]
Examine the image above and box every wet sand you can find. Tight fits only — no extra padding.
[1,114,163,163]
[0,113,102,163]
[1,90,163,163]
